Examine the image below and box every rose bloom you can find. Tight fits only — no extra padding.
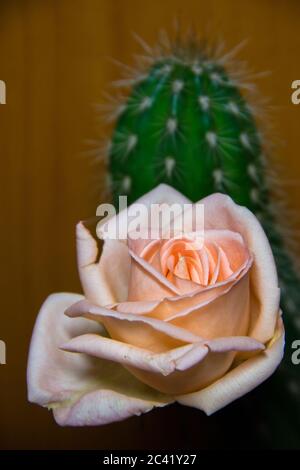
[27,185,284,426]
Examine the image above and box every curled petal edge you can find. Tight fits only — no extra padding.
[176,313,284,415]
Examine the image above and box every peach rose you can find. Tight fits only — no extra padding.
[27,184,284,426]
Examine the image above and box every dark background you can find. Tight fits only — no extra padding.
[0,0,300,449]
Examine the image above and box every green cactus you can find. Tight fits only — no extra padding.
[109,59,264,207]
[105,36,300,448]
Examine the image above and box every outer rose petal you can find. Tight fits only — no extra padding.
[62,334,210,376]
[62,332,264,396]
[27,293,172,426]
[76,222,130,305]
[64,300,264,395]
[66,299,202,352]
[53,389,166,427]
[176,314,284,414]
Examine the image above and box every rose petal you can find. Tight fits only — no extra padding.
[128,237,200,300]
[53,389,169,427]
[124,333,263,396]
[61,323,264,397]
[76,222,130,305]
[205,230,249,273]
[62,332,263,374]
[128,248,181,301]
[205,336,264,353]
[176,314,284,414]
[115,251,252,322]
[27,293,172,426]
[62,334,209,376]
[166,272,200,295]
[65,299,202,353]
[28,292,98,406]
[128,229,248,301]
[175,193,280,343]
[169,273,251,339]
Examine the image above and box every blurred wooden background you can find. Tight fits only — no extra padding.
[0,0,300,449]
